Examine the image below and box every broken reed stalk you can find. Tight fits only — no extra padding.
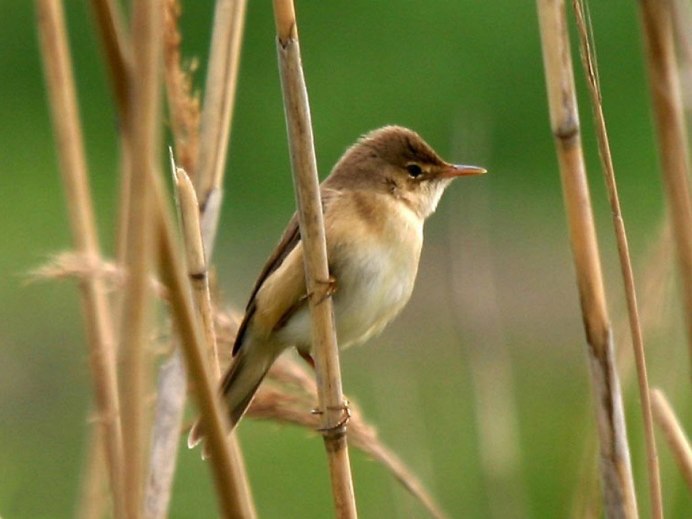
[117,1,162,516]
[174,163,221,376]
[272,1,357,517]
[195,0,248,202]
[639,0,692,369]
[572,1,663,517]
[650,388,692,491]
[535,1,638,517]
[35,1,126,516]
[151,169,255,519]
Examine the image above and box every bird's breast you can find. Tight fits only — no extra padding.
[328,195,424,348]
[274,193,424,350]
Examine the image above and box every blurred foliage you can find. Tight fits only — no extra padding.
[0,1,689,518]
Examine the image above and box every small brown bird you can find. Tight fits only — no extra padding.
[190,126,485,444]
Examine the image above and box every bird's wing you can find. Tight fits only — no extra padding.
[232,188,340,355]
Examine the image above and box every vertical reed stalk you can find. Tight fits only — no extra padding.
[536,1,638,517]
[35,1,125,516]
[572,1,663,516]
[272,1,357,517]
[77,427,109,519]
[118,1,162,516]
[87,0,133,262]
[639,0,692,368]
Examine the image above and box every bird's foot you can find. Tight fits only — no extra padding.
[309,275,337,304]
[312,400,351,433]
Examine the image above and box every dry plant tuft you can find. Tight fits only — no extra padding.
[163,0,200,174]
[28,251,168,300]
[28,251,123,286]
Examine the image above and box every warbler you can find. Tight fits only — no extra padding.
[190,125,485,444]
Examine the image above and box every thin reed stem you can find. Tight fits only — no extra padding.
[651,388,692,491]
[639,0,692,370]
[88,0,132,123]
[572,1,663,517]
[88,0,134,263]
[35,1,125,516]
[536,1,638,517]
[272,1,357,517]
[195,0,248,201]
[77,424,109,519]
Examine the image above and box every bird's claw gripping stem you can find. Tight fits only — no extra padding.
[311,400,351,433]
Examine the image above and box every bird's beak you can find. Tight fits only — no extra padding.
[439,163,487,178]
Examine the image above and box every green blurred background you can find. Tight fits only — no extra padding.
[1,1,690,517]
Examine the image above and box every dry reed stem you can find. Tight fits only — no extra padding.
[639,0,692,369]
[145,350,188,519]
[572,1,663,516]
[152,172,256,519]
[118,1,162,516]
[35,2,125,516]
[88,0,132,123]
[195,0,248,200]
[77,423,109,519]
[88,0,134,263]
[272,1,357,517]
[650,388,692,491]
[536,1,638,517]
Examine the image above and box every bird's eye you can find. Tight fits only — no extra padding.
[406,163,423,178]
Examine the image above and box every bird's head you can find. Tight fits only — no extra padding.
[326,126,486,219]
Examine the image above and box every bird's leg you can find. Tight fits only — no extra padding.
[298,349,316,370]
[311,399,352,432]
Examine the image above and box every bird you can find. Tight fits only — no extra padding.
[189,125,485,446]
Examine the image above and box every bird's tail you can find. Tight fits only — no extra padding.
[187,342,276,449]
